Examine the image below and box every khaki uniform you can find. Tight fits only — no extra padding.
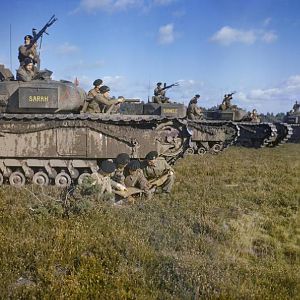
[16,66,37,82]
[143,157,175,193]
[85,88,101,113]
[293,102,300,113]
[84,89,120,113]
[90,172,125,200]
[153,87,169,104]
[249,113,260,123]
[124,169,152,199]
[187,99,203,120]
[219,97,232,110]
[112,167,126,185]
[18,44,40,68]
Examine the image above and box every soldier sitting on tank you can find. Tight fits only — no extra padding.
[16,58,38,82]
[112,153,131,185]
[81,79,103,113]
[18,35,40,69]
[243,109,261,123]
[124,160,153,200]
[89,160,127,202]
[293,101,300,113]
[187,94,203,120]
[219,94,233,110]
[143,151,175,195]
[153,82,170,104]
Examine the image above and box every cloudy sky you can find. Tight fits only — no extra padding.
[1,0,300,113]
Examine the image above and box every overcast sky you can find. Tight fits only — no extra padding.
[1,0,300,113]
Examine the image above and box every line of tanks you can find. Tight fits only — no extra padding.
[0,64,299,187]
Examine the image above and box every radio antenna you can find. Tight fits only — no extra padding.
[147,79,150,103]
[9,24,12,70]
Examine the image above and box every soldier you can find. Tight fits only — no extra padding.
[90,160,127,202]
[112,153,130,185]
[153,82,169,104]
[187,94,203,120]
[124,160,153,200]
[249,109,260,123]
[143,151,175,194]
[16,58,38,82]
[219,94,233,110]
[81,79,103,113]
[18,35,40,69]
[293,101,300,113]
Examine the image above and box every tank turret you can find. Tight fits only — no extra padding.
[0,66,86,113]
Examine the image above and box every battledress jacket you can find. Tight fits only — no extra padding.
[86,89,120,113]
[187,101,203,120]
[143,157,174,179]
[90,172,123,195]
[16,66,37,82]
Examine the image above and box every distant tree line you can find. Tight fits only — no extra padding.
[259,112,285,122]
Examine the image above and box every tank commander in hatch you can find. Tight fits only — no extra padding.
[143,151,175,195]
[81,79,103,113]
[187,94,203,120]
[153,82,170,104]
[219,93,234,110]
[16,58,38,82]
[18,35,40,69]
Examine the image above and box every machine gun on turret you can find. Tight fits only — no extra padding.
[161,82,179,91]
[29,15,58,50]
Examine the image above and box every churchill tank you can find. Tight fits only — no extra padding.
[283,105,300,143]
[202,95,293,148]
[0,65,239,187]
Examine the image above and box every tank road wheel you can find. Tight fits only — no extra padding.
[55,171,71,188]
[78,173,91,185]
[32,171,50,186]
[9,171,26,187]
[183,148,194,157]
[210,143,222,154]
[0,173,3,186]
[197,147,207,156]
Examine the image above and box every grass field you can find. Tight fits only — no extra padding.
[0,144,299,299]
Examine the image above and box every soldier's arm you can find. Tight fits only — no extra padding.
[111,179,127,191]
[163,159,174,173]
[137,171,150,190]
[95,95,119,106]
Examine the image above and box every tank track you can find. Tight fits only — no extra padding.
[185,120,240,156]
[0,113,189,187]
[235,122,278,148]
[289,124,300,143]
[267,123,293,147]
[0,113,240,187]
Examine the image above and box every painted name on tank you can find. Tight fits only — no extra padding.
[163,108,178,114]
[28,96,49,102]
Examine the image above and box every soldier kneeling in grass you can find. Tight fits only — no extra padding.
[87,160,127,202]
[124,160,153,201]
[143,151,175,195]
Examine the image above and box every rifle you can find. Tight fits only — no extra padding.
[29,15,58,49]
[161,82,179,91]
[226,91,236,98]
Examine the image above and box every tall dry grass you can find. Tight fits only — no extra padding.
[0,144,299,299]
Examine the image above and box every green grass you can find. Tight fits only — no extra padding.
[0,144,299,299]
